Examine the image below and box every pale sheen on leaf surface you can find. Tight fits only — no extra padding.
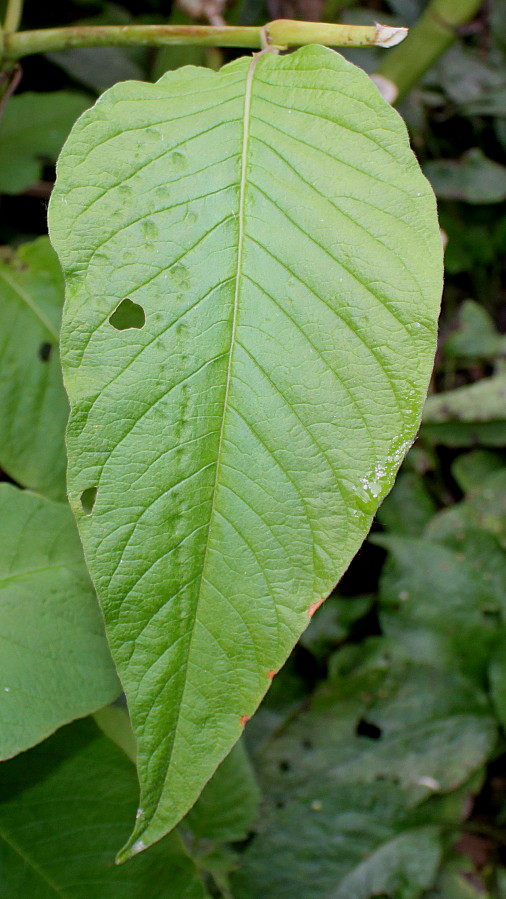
[48,45,443,858]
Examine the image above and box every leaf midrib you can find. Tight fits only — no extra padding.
[137,53,261,841]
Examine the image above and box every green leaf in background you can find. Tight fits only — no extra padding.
[424,149,506,204]
[451,450,504,495]
[299,592,373,659]
[490,635,506,731]
[0,718,207,899]
[232,638,493,899]
[0,92,91,195]
[185,738,260,843]
[376,533,506,683]
[0,237,68,499]
[377,470,436,536]
[49,45,442,857]
[234,779,442,899]
[422,373,506,447]
[443,299,506,362]
[46,2,145,94]
[426,467,506,551]
[423,853,491,898]
[0,484,120,759]
[256,638,495,805]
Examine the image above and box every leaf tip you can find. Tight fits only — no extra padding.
[116,836,146,865]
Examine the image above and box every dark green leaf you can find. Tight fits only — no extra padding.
[0,718,208,898]
[377,470,436,536]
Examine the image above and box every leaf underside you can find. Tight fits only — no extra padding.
[49,45,442,858]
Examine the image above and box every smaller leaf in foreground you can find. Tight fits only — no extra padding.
[0,484,120,759]
[0,237,68,500]
[0,718,207,898]
[0,92,91,195]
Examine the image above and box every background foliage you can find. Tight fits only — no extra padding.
[0,0,505,896]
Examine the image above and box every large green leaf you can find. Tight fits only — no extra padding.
[0,238,68,499]
[0,718,207,898]
[48,45,442,857]
[0,484,120,759]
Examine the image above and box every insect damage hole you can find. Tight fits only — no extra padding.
[38,342,53,361]
[109,298,145,331]
[355,718,382,740]
[80,486,98,515]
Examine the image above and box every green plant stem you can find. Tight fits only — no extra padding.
[3,0,23,34]
[374,0,484,102]
[1,19,407,63]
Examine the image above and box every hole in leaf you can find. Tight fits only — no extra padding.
[80,486,98,515]
[355,718,382,740]
[109,298,145,331]
[39,342,52,362]
[278,759,291,772]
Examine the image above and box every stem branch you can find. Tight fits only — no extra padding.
[3,0,24,34]
[2,19,407,61]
